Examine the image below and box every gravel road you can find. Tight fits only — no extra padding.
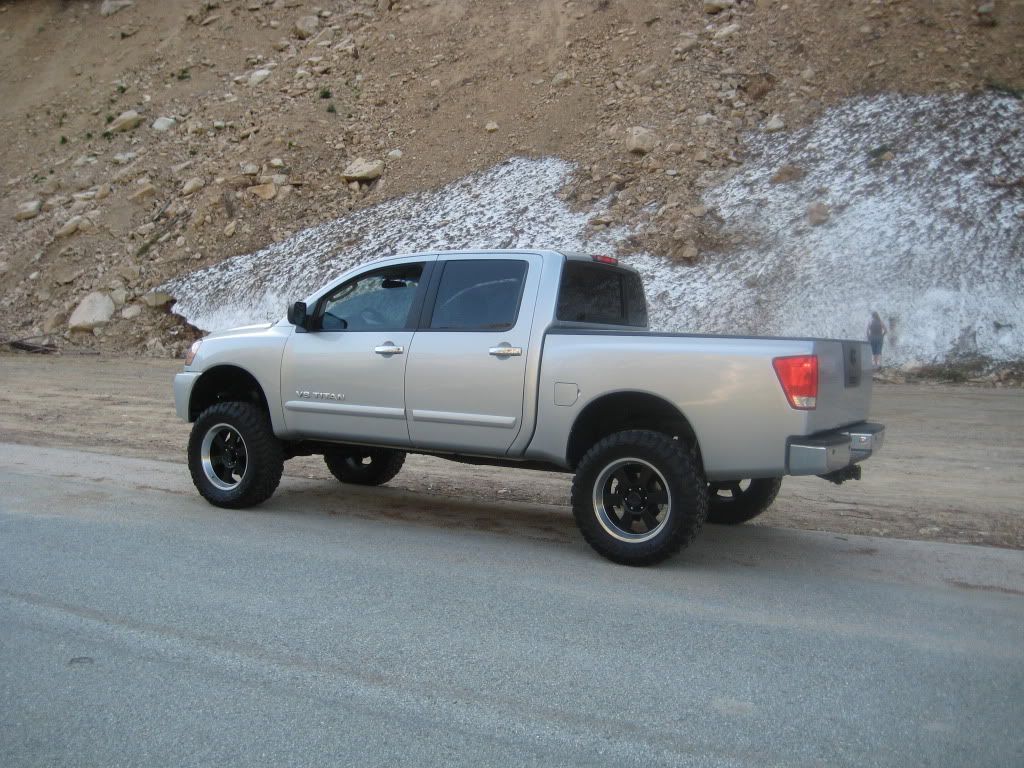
[2,443,1023,767]
[0,354,1021,548]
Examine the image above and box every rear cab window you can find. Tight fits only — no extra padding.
[556,260,648,328]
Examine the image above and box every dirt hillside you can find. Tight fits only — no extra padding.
[0,0,1021,357]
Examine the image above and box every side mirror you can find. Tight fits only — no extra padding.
[288,301,309,329]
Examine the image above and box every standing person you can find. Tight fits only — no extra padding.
[867,311,887,369]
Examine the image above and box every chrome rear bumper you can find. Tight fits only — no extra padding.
[787,422,885,476]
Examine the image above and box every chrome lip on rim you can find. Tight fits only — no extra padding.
[592,457,672,544]
[200,423,248,491]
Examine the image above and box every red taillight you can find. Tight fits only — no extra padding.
[591,254,618,265]
[773,355,818,410]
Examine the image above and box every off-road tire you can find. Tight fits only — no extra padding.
[188,401,284,509]
[571,430,708,566]
[706,477,783,525]
[323,447,406,486]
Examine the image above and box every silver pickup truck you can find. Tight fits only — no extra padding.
[174,249,884,565]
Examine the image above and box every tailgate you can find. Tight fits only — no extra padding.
[807,339,873,432]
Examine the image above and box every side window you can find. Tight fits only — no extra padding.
[556,262,648,327]
[429,259,528,331]
[316,263,423,331]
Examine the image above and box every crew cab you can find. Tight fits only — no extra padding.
[174,249,884,565]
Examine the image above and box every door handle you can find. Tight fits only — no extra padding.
[374,343,404,355]
[489,345,523,357]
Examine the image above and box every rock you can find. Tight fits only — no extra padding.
[121,304,142,320]
[53,265,83,285]
[247,183,278,200]
[807,202,830,226]
[42,311,64,334]
[386,149,403,161]
[674,36,700,55]
[129,183,157,201]
[269,158,285,168]
[248,69,272,87]
[764,115,786,132]
[68,292,115,331]
[430,78,442,89]
[55,216,85,238]
[0,261,8,275]
[485,121,499,133]
[223,220,237,237]
[108,110,142,132]
[293,15,319,39]
[141,291,174,308]
[800,67,816,83]
[713,23,741,40]
[15,200,41,221]
[181,177,205,196]
[240,162,260,176]
[110,287,128,307]
[100,0,134,17]
[703,0,735,12]
[113,152,137,165]
[770,164,805,184]
[551,71,572,87]
[341,158,384,181]
[151,116,176,132]
[625,126,657,154]
[977,1,996,26]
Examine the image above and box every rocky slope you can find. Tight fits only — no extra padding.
[0,0,1021,363]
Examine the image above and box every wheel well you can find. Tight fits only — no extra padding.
[565,392,700,469]
[188,365,270,422]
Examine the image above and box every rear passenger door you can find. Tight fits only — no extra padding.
[404,255,542,455]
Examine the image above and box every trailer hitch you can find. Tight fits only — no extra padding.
[818,464,862,485]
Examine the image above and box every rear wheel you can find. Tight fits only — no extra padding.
[324,447,406,486]
[188,402,284,508]
[571,430,708,566]
[706,477,783,525]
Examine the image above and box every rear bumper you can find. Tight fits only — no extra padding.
[787,422,885,476]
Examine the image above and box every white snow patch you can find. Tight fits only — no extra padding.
[164,93,1023,366]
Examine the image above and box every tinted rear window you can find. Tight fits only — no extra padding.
[429,259,528,330]
[556,262,648,327]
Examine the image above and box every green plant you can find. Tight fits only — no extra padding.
[326,103,336,113]
[116,84,127,94]
[320,88,332,99]
[177,68,191,81]
[60,135,67,145]
[85,131,93,139]
[105,114,114,124]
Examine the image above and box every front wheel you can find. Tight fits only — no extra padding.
[187,402,284,508]
[323,446,406,486]
[571,430,708,566]
[706,477,783,525]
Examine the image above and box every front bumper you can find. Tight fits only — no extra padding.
[174,371,201,421]
[787,422,885,476]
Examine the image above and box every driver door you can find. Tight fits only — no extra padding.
[280,259,432,444]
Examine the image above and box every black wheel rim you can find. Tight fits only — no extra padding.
[592,457,672,543]
[200,423,248,491]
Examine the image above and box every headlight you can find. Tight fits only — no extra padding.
[185,339,202,366]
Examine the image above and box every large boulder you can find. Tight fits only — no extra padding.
[68,292,115,331]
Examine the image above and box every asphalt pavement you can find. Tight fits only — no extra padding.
[1,443,1022,767]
